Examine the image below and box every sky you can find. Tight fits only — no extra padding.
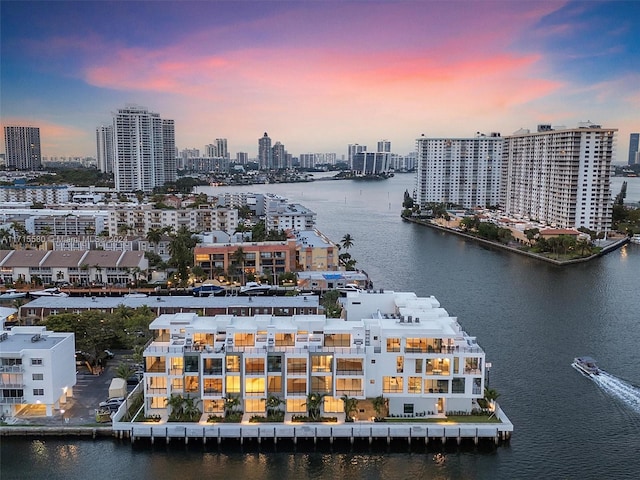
[1,0,639,161]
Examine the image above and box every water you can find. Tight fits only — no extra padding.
[3,174,640,479]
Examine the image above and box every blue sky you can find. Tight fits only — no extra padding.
[1,0,638,161]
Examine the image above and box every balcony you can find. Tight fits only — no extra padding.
[0,397,25,404]
[0,366,24,373]
[335,389,364,397]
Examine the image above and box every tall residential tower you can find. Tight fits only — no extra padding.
[112,106,175,192]
[416,133,503,209]
[4,126,42,170]
[629,133,639,165]
[96,125,114,173]
[502,123,616,233]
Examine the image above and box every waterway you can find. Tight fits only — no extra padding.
[3,175,640,479]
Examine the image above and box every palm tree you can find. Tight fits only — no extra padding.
[115,363,134,380]
[146,227,163,250]
[223,395,241,418]
[182,395,202,421]
[340,233,354,251]
[231,247,246,284]
[264,394,285,418]
[372,395,388,418]
[484,387,501,409]
[166,394,186,421]
[303,392,326,421]
[341,394,359,421]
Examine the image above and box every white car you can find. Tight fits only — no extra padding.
[99,397,124,409]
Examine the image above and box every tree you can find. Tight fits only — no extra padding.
[166,394,186,421]
[115,363,134,380]
[303,392,326,421]
[231,247,246,284]
[264,394,285,418]
[340,233,354,251]
[402,190,414,209]
[372,395,388,418]
[223,395,241,418]
[182,395,202,421]
[169,226,198,287]
[341,395,359,421]
[146,228,164,249]
[484,387,501,405]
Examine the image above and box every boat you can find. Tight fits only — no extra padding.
[192,284,226,296]
[30,288,69,298]
[0,289,27,300]
[239,281,273,295]
[572,356,600,377]
[123,292,148,298]
[630,234,640,244]
[337,283,364,294]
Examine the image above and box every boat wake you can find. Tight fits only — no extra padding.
[592,371,640,414]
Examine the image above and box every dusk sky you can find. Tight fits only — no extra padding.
[1,0,639,161]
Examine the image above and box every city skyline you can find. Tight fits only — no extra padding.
[1,1,638,161]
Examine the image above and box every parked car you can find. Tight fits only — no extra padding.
[99,397,124,409]
[103,349,115,359]
[126,372,144,386]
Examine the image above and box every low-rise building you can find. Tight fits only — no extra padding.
[0,326,75,417]
[141,290,488,419]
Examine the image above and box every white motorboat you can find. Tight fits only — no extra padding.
[0,289,27,300]
[123,292,148,298]
[572,356,600,377]
[30,288,69,298]
[337,283,364,294]
[239,281,273,295]
[630,234,640,244]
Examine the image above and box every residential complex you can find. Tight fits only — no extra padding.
[112,105,176,192]
[0,326,75,417]
[416,133,503,209]
[141,290,487,418]
[96,125,115,173]
[4,126,42,171]
[502,123,616,232]
[0,249,147,286]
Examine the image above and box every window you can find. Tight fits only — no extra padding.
[408,377,422,393]
[311,355,332,372]
[234,333,255,347]
[32,373,44,381]
[226,355,241,373]
[244,357,265,375]
[403,403,414,414]
[382,376,404,393]
[31,358,43,366]
[184,355,198,373]
[386,338,400,352]
[396,356,404,373]
[287,378,306,395]
[226,376,241,394]
[452,378,465,394]
[415,359,423,374]
[267,355,282,372]
[287,358,307,374]
[33,388,44,396]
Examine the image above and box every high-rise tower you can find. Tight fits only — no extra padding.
[629,133,639,165]
[112,105,175,192]
[96,125,114,173]
[258,132,272,169]
[4,126,42,170]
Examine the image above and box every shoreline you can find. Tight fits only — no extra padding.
[401,216,629,265]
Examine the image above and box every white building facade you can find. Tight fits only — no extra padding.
[502,123,616,233]
[142,291,487,418]
[416,134,503,209]
[0,326,76,417]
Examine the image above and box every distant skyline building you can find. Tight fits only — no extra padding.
[502,122,616,233]
[258,132,272,169]
[416,133,503,209]
[4,126,42,171]
[629,133,639,165]
[352,152,391,176]
[272,141,287,169]
[216,138,229,160]
[236,152,249,164]
[348,143,367,169]
[112,105,175,192]
[96,125,114,173]
[377,139,391,153]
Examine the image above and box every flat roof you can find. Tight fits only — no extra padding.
[22,294,320,310]
[0,331,68,353]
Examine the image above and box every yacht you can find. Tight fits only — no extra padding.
[239,281,273,295]
[630,234,640,244]
[572,356,600,377]
[0,289,27,300]
[192,284,226,296]
[123,292,148,298]
[30,288,69,298]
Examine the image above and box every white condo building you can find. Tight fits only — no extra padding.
[113,106,176,192]
[96,124,114,173]
[416,134,503,209]
[502,123,616,233]
[0,326,75,417]
[142,290,487,418]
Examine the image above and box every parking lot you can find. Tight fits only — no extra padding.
[11,352,139,426]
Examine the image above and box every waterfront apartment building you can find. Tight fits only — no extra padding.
[502,123,616,233]
[0,184,70,205]
[113,106,176,192]
[0,326,75,417]
[96,124,115,173]
[194,239,298,280]
[141,290,487,418]
[265,199,316,232]
[4,126,42,171]
[629,133,639,165]
[107,207,238,237]
[416,133,503,209]
[352,152,391,176]
[348,144,367,169]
